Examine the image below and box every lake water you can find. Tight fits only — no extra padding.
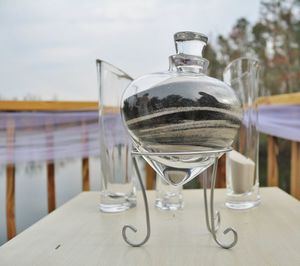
[0,157,102,246]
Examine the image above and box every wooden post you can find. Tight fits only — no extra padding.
[47,162,56,212]
[145,163,155,190]
[82,158,90,191]
[81,121,90,191]
[46,120,56,213]
[6,119,16,240]
[215,155,226,188]
[267,135,279,186]
[6,164,16,240]
[291,141,300,200]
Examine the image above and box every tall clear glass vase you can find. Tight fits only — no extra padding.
[223,57,261,210]
[96,60,136,212]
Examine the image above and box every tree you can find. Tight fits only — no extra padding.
[204,0,300,94]
[217,18,254,66]
[203,44,224,79]
[253,0,300,93]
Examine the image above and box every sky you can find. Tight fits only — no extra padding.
[0,0,261,101]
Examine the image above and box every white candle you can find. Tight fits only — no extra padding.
[227,150,255,194]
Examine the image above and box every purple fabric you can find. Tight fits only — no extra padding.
[0,112,127,164]
[258,105,300,142]
[0,105,299,164]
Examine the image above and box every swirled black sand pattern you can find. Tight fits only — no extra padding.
[122,80,242,150]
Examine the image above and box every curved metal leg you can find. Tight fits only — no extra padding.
[122,156,151,247]
[203,167,220,234]
[203,156,238,249]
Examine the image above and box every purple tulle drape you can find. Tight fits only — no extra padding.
[258,105,300,142]
[0,104,299,164]
[0,112,127,164]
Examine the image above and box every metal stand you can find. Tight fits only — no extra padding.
[122,148,238,249]
[122,157,151,247]
[203,156,238,249]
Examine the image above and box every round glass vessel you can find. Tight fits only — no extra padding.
[121,32,242,186]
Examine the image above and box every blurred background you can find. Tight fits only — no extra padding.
[0,0,264,100]
[1,0,299,245]
[1,0,299,101]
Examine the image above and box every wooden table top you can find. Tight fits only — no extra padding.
[0,187,300,266]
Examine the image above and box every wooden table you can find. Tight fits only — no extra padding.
[1,188,300,266]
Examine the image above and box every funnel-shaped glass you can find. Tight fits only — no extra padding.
[97,60,136,212]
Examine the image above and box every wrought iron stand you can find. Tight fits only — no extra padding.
[122,148,238,249]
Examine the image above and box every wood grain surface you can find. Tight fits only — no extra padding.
[0,188,300,266]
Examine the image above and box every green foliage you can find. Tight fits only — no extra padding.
[204,0,300,94]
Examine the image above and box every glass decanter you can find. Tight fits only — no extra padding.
[121,31,242,186]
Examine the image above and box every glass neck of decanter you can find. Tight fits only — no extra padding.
[169,54,209,74]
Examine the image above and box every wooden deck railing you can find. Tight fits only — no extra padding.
[0,101,155,240]
[1,93,299,240]
[258,92,300,200]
